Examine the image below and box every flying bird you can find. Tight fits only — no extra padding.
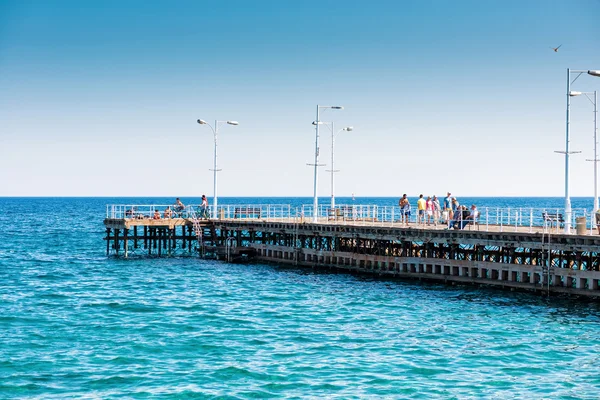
[550,45,562,52]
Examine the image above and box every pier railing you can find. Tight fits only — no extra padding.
[106,204,598,234]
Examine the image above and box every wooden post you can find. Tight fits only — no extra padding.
[144,225,148,250]
[106,228,111,256]
[115,229,120,256]
[124,228,129,258]
[133,226,138,249]
[157,229,162,257]
[168,228,172,256]
[188,225,192,253]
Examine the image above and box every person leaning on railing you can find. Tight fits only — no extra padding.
[596,209,600,234]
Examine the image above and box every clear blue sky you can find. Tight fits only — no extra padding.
[1,0,599,197]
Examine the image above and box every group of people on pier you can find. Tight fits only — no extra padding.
[398,192,478,229]
[130,196,210,220]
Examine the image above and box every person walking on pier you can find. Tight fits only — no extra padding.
[200,195,209,219]
[153,210,161,220]
[399,194,411,226]
[426,196,434,225]
[444,193,452,222]
[164,207,172,219]
[432,195,441,226]
[417,194,426,225]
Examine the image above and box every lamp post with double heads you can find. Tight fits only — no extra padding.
[314,121,353,209]
[570,90,599,212]
[310,105,343,222]
[197,119,239,219]
[560,69,600,233]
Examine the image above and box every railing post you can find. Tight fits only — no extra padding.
[485,207,489,232]
[529,208,533,233]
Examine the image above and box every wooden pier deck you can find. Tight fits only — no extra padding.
[104,213,600,298]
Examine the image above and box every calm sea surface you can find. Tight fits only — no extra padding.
[1,197,599,399]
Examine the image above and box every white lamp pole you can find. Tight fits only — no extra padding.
[595,90,598,212]
[197,119,239,219]
[558,70,600,233]
[311,105,343,222]
[574,90,600,212]
[328,124,353,209]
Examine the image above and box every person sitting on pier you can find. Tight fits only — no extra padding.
[452,197,460,215]
[448,206,466,230]
[125,207,135,219]
[164,207,172,219]
[459,205,478,229]
[174,198,185,211]
[153,210,161,220]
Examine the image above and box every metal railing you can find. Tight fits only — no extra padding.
[105,204,598,234]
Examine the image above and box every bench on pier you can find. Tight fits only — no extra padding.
[327,208,344,220]
[327,206,356,221]
[542,211,564,227]
[234,207,262,219]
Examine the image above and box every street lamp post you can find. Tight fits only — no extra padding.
[559,69,600,233]
[572,90,599,212]
[329,124,353,209]
[316,122,353,209]
[197,119,239,219]
[310,105,343,222]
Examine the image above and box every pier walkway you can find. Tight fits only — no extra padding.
[104,203,600,298]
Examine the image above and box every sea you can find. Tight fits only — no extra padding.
[1,196,599,399]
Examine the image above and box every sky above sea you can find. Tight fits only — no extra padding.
[1,0,599,197]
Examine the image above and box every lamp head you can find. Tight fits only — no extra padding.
[312,121,323,125]
[344,127,353,131]
[569,91,582,97]
[331,106,344,110]
[197,119,207,125]
[588,70,600,77]
[227,121,239,125]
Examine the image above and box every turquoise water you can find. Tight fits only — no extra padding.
[1,197,600,398]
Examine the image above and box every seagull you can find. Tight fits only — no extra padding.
[550,44,562,52]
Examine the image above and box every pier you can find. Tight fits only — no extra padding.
[104,204,600,298]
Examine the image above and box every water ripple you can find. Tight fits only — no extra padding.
[1,198,600,397]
